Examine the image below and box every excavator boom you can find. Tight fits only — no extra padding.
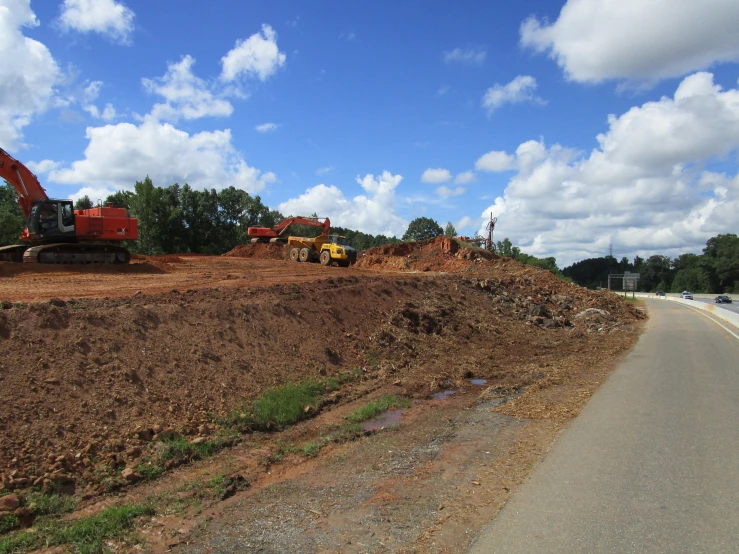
[0,147,138,264]
[248,216,330,242]
[0,147,48,218]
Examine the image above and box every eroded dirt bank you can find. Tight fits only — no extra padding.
[0,242,645,552]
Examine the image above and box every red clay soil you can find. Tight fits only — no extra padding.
[0,260,643,498]
[223,242,287,260]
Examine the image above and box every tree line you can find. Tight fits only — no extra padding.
[0,178,399,255]
[562,234,739,293]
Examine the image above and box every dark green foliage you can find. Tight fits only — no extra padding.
[495,237,564,278]
[104,178,284,256]
[73,195,94,210]
[702,234,739,293]
[562,235,739,293]
[329,225,399,251]
[402,217,443,241]
[0,181,26,245]
[444,222,456,237]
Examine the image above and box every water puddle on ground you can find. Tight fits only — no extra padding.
[431,389,457,400]
[470,379,488,386]
[361,409,406,432]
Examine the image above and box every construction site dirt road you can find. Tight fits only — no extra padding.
[0,238,645,553]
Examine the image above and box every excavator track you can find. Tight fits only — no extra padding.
[0,245,28,263]
[23,243,130,264]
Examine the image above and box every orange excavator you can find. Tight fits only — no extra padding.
[247,216,330,243]
[0,147,138,263]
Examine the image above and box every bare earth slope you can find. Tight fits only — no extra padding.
[0,239,644,552]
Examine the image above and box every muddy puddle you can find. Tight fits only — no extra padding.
[360,409,406,432]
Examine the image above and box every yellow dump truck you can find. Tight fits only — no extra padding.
[287,235,357,267]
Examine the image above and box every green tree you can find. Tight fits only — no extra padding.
[496,238,514,257]
[403,217,443,241]
[702,234,739,292]
[444,222,456,236]
[74,195,94,210]
[0,181,26,245]
[671,267,711,293]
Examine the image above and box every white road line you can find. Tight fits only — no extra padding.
[671,301,739,341]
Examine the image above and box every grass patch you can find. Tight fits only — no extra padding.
[0,530,38,554]
[347,395,410,424]
[0,504,154,554]
[22,492,76,517]
[158,437,224,462]
[267,441,298,464]
[224,380,329,432]
[134,462,163,481]
[44,504,155,553]
[302,442,320,457]
[0,515,18,535]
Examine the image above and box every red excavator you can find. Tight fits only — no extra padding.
[247,216,330,243]
[0,147,138,263]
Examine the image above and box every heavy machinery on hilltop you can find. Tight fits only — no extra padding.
[247,216,357,267]
[455,213,497,252]
[0,147,138,263]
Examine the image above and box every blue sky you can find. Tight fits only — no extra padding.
[3,0,739,266]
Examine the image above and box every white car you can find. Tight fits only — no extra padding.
[681,291,694,300]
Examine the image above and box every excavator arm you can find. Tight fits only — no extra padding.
[273,216,330,237]
[248,216,330,241]
[0,147,48,218]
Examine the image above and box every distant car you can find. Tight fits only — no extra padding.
[715,295,733,304]
[656,291,666,297]
[681,291,694,300]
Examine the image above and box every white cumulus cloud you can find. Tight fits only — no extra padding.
[46,116,277,194]
[278,171,407,237]
[58,0,134,44]
[443,47,486,65]
[475,151,515,172]
[454,171,476,185]
[143,56,233,122]
[221,24,286,82]
[421,168,452,184]
[482,75,544,115]
[0,0,62,148]
[520,0,739,83]
[435,186,465,198]
[476,72,739,266]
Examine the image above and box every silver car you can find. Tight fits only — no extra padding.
[681,291,693,300]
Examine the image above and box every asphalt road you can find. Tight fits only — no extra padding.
[693,297,739,315]
[468,299,739,553]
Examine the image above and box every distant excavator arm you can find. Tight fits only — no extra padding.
[273,216,330,237]
[0,147,48,218]
[248,216,330,241]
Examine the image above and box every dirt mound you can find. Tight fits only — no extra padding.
[224,242,287,260]
[0,270,643,496]
[357,236,496,272]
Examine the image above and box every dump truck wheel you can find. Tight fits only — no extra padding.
[289,248,300,261]
[320,250,331,266]
[299,248,311,262]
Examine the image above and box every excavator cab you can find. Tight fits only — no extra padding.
[27,200,76,241]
